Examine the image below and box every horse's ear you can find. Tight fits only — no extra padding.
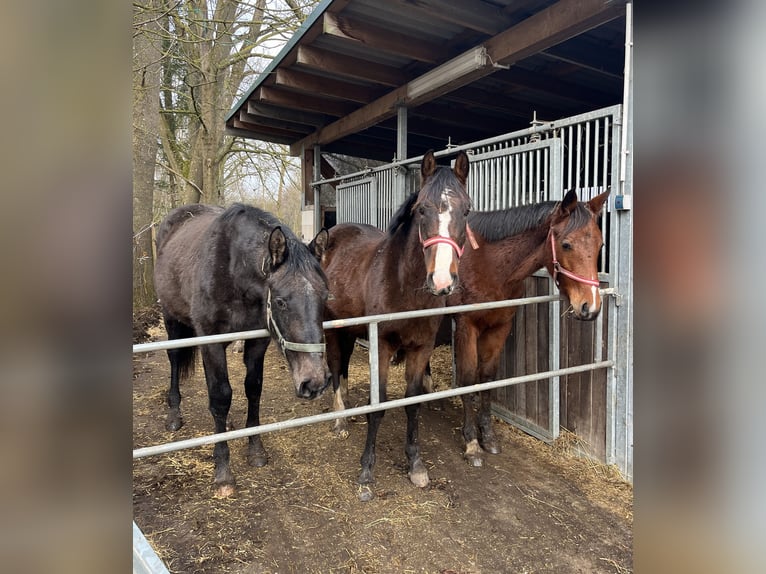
[268,226,288,269]
[588,188,610,215]
[453,151,469,185]
[421,149,437,180]
[560,189,578,216]
[309,228,329,261]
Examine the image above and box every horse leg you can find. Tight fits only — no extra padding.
[403,347,433,488]
[162,316,195,432]
[454,322,483,467]
[330,332,355,438]
[476,330,509,456]
[422,360,444,411]
[200,342,235,497]
[243,338,270,467]
[357,344,391,501]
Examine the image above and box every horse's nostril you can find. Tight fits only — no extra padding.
[581,302,590,315]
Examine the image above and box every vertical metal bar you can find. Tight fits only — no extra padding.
[575,124,582,191]
[594,118,601,190]
[368,321,380,406]
[370,179,378,229]
[535,148,541,204]
[397,105,408,162]
[313,144,322,234]
[548,138,563,440]
[567,126,573,190]
[586,120,592,193]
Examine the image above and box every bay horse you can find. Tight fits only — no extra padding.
[446,189,610,466]
[154,204,330,496]
[310,150,472,501]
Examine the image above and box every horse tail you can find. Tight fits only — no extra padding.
[175,344,197,380]
[163,316,197,380]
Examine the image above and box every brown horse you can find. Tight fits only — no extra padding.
[310,150,472,501]
[447,189,610,466]
[154,204,330,496]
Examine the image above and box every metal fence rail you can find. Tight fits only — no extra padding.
[133,289,616,459]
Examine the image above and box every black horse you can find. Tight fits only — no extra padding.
[154,204,330,496]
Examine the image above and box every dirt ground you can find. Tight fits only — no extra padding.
[133,320,632,574]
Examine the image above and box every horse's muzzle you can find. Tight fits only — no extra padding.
[573,301,601,321]
[297,375,331,400]
[427,272,457,296]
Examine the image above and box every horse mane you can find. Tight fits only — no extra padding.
[467,199,593,242]
[386,192,419,235]
[221,203,325,277]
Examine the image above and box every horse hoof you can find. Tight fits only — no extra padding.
[214,483,236,498]
[247,452,268,467]
[464,439,484,467]
[465,454,484,467]
[358,485,375,502]
[165,416,183,432]
[333,423,349,439]
[481,439,502,455]
[408,459,430,488]
[409,469,430,488]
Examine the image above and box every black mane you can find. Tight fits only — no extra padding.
[468,200,593,242]
[221,203,325,277]
[386,192,419,235]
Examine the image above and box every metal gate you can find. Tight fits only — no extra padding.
[322,104,632,479]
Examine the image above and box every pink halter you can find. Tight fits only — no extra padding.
[548,230,600,287]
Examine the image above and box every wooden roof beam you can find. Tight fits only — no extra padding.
[257,86,358,117]
[246,101,332,128]
[275,68,382,104]
[290,0,626,156]
[388,0,509,36]
[322,12,443,63]
[295,45,407,87]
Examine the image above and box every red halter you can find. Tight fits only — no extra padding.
[548,230,600,287]
[419,224,479,257]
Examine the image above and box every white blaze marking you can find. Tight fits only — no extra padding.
[431,192,454,290]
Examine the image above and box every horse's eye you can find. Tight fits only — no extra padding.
[418,205,426,216]
[275,298,287,310]
[464,208,470,217]
[562,241,572,251]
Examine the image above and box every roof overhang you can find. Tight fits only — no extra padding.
[227,0,627,161]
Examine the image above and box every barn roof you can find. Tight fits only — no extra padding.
[226,0,627,161]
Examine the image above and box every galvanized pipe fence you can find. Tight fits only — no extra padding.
[133,288,616,460]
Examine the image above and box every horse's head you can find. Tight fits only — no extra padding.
[415,149,472,296]
[546,189,610,321]
[263,226,331,399]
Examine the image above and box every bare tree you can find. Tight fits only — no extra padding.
[132,1,317,308]
[133,0,163,310]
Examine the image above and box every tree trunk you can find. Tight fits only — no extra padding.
[132,0,162,310]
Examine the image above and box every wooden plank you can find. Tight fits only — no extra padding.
[323,12,442,63]
[231,119,302,141]
[238,110,314,135]
[226,123,294,145]
[389,0,510,36]
[296,45,407,87]
[275,68,382,104]
[247,100,331,127]
[258,86,358,117]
